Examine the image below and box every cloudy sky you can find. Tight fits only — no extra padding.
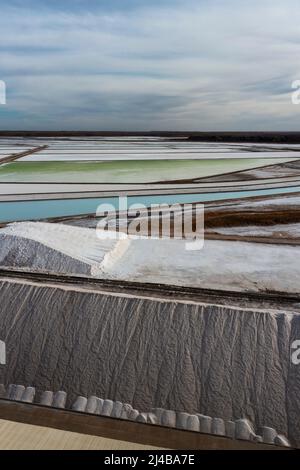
[0,0,300,131]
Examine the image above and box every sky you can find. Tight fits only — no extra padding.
[0,0,300,131]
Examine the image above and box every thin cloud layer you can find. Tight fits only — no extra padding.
[0,0,300,130]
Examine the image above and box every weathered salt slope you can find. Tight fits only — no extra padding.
[1,222,116,266]
[0,222,117,275]
[1,221,300,293]
[0,279,300,446]
[0,234,90,275]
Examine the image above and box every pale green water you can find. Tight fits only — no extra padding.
[0,158,294,183]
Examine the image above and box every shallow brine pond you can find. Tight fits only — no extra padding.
[0,157,296,184]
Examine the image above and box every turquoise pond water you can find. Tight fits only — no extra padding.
[0,185,299,223]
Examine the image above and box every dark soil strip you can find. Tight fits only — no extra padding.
[0,145,48,165]
[2,181,300,203]
[205,232,300,245]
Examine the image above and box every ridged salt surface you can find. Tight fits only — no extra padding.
[102,238,300,293]
[1,221,300,293]
[0,279,299,446]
